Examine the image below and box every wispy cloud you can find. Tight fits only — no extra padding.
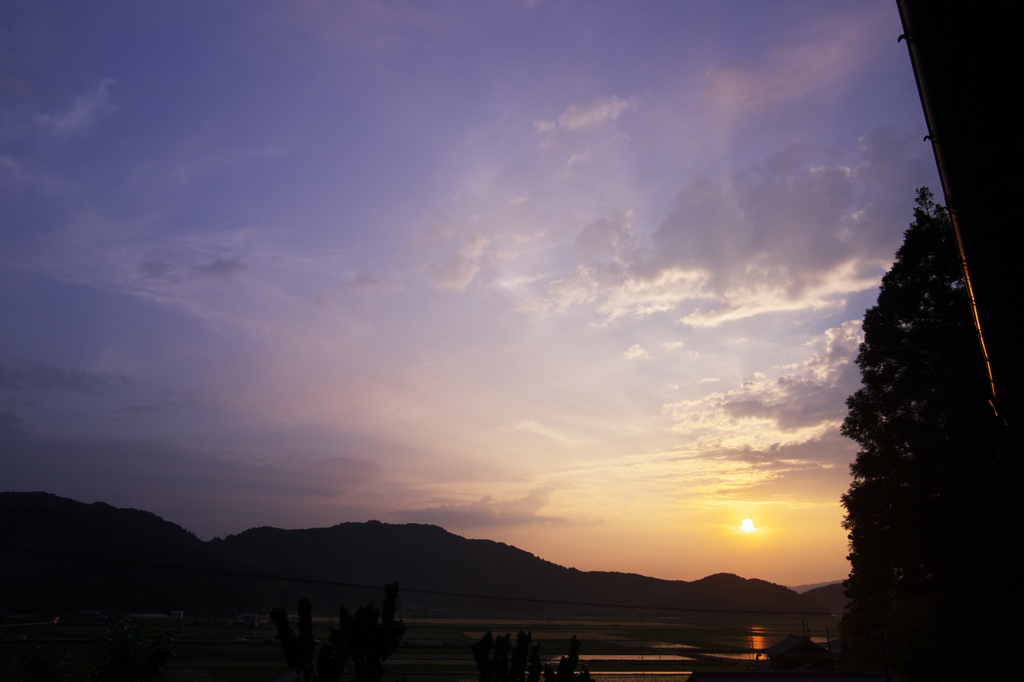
[623,344,649,360]
[112,390,202,419]
[312,273,400,308]
[340,273,388,293]
[256,0,447,55]
[34,79,116,136]
[0,360,121,396]
[510,420,574,445]
[193,257,249,279]
[705,11,883,116]
[535,95,632,133]
[571,212,637,262]
[139,260,177,281]
[424,232,488,291]
[115,404,164,417]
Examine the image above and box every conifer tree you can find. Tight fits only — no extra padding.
[840,188,1008,679]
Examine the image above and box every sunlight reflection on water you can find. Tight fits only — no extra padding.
[589,671,692,675]
[458,675,694,681]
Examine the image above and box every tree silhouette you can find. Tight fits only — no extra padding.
[840,188,1008,680]
[511,630,535,682]
[271,582,406,682]
[527,635,543,682]
[472,631,499,682]
[546,635,591,682]
[270,597,319,681]
[474,632,590,682]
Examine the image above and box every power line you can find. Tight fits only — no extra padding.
[0,547,834,616]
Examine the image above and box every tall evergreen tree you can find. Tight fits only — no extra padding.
[840,188,1010,680]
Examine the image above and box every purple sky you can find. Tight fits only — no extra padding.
[0,1,938,585]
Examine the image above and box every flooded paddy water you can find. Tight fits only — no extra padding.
[1,607,840,682]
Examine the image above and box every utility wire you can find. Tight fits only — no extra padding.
[0,547,834,616]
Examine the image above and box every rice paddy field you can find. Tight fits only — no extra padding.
[0,608,841,682]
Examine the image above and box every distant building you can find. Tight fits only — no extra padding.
[130,613,169,620]
[75,610,113,622]
[169,611,185,621]
[242,613,259,628]
[763,635,839,672]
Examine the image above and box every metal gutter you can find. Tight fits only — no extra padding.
[895,0,999,413]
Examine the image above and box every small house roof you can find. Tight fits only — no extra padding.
[764,636,835,659]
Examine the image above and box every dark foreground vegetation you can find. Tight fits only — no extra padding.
[840,189,1017,680]
[11,615,174,682]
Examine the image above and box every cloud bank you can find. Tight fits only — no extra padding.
[664,320,863,450]
[389,487,573,527]
[0,427,385,538]
[540,130,930,327]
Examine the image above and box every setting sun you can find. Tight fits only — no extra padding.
[741,519,756,533]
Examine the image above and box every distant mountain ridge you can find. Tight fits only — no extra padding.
[0,492,830,616]
[788,580,844,594]
[801,583,848,614]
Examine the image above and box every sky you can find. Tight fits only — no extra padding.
[0,0,939,586]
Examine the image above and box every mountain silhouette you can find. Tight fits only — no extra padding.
[1,492,827,616]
